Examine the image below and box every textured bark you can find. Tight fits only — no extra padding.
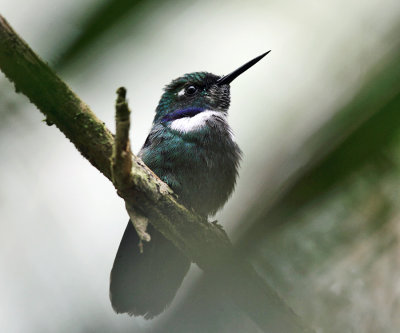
[112,87,133,189]
[0,15,312,333]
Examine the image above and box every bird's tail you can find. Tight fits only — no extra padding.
[110,221,191,318]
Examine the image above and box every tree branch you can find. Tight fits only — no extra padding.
[112,86,133,189]
[0,15,312,333]
[112,87,150,246]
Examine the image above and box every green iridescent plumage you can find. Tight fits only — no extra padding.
[110,52,269,319]
[110,71,240,318]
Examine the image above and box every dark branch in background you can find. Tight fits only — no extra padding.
[0,15,312,333]
[54,0,194,69]
[55,0,148,67]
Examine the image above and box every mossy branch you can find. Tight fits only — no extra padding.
[0,15,312,333]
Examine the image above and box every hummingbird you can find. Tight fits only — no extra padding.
[109,51,270,318]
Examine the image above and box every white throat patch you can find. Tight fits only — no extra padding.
[170,110,226,133]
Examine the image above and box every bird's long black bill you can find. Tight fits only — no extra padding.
[216,50,271,86]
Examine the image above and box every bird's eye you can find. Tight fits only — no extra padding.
[185,85,197,96]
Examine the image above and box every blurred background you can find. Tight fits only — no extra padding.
[1,0,400,332]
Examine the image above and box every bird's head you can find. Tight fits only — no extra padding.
[153,51,270,127]
[154,72,229,124]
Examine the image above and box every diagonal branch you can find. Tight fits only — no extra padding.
[0,15,312,333]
